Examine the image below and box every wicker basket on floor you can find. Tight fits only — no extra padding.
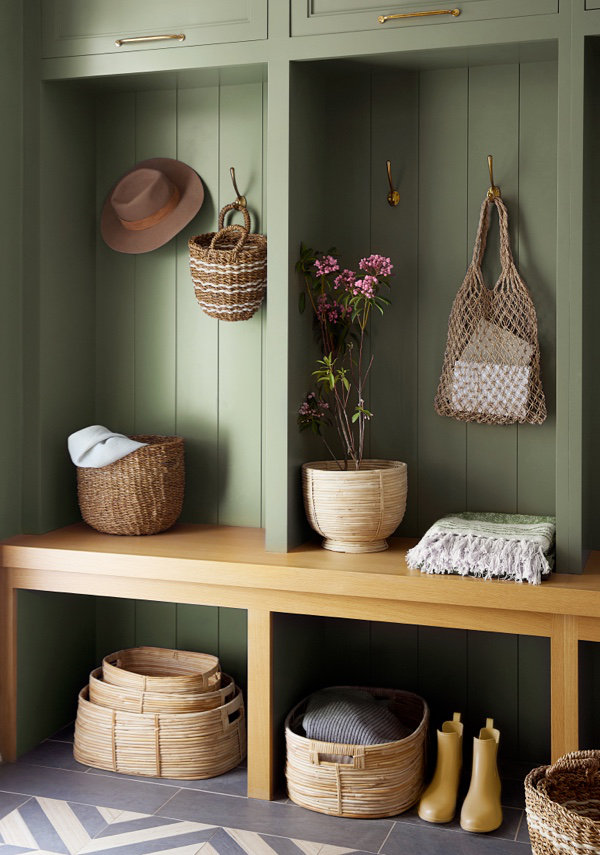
[90,668,235,714]
[102,647,221,694]
[189,203,267,322]
[74,684,246,779]
[76,435,184,536]
[285,687,429,818]
[525,751,600,855]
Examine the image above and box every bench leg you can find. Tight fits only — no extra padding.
[247,608,273,799]
[551,614,579,762]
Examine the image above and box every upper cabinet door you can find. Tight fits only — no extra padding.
[586,1,600,8]
[43,0,268,58]
[291,0,557,36]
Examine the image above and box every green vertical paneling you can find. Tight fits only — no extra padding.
[369,71,419,533]
[370,622,419,693]
[95,92,136,433]
[579,642,600,749]
[517,61,557,516]
[519,635,550,762]
[175,85,220,523]
[38,85,96,529]
[320,618,371,687]
[0,0,23,539]
[467,631,519,758]
[95,597,136,662]
[135,600,177,648]
[18,591,95,755]
[176,604,220,655]
[217,83,264,526]
[134,89,177,436]
[418,627,468,730]
[218,607,248,692]
[465,64,519,513]
[417,68,469,531]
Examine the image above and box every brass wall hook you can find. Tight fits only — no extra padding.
[487,154,501,201]
[230,166,247,209]
[386,160,400,207]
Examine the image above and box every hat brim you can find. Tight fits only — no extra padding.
[101,157,204,254]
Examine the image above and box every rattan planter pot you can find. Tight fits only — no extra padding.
[302,460,408,553]
[76,435,184,536]
[74,685,246,779]
[90,668,235,714]
[285,687,429,818]
[525,751,600,855]
[102,647,221,695]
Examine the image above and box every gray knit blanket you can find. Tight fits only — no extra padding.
[302,688,411,746]
[405,512,556,586]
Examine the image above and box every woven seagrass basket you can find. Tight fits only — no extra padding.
[74,684,246,779]
[102,647,221,695]
[285,687,429,818]
[525,751,600,855]
[90,668,235,714]
[189,203,267,322]
[76,435,184,536]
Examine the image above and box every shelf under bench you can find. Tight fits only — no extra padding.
[1,523,599,799]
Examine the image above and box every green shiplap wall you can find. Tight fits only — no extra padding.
[0,0,23,539]
[95,80,266,528]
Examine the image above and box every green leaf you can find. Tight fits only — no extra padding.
[352,412,360,423]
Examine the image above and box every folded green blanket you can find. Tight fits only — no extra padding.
[406,512,556,585]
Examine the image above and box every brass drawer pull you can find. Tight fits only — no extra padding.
[115,33,186,47]
[378,9,460,23]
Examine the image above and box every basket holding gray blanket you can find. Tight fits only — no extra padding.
[285,686,429,818]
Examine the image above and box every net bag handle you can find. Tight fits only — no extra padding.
[470,196,515,276]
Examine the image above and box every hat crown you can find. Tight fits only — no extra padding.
[111,168,174,222]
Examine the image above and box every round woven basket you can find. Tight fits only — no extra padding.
[525,751,600,855]
[189,203,267,322]
[74,685,246,780]
[285,687,429,818]
[102,647,221,695]
[302,460,408,553]
[76,435,184,536]
[90,668,235,714]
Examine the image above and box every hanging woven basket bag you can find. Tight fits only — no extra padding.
[524,751,600,855]
[189,203,267,322]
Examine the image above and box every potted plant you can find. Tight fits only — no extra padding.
[297,245,407,553]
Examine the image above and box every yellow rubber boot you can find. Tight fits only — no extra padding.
[460,718,502,833]
[418,712,463,824]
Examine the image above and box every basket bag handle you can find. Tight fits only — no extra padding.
[220,691,244,730]
[308,741,366,769]
[470,195,515,278]
[207,203,253,258]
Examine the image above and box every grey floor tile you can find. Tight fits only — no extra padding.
[517,815,530,843]
[0,845,38,854]
[157,790,393,851]
[392,805,523,841]
[87,762,248,797]
[48,723,75,744]
[0,792,31,821]
[206,827,323,854]
[0,765,179,814]
[18,741,89,773]
[382,822,531,854]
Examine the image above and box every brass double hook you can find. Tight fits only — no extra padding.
[487,154,501,201]
[229,166,247,209]
[386,160,400,207]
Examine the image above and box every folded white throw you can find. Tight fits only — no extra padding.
[68,425,146,468]
[406,512,556,585]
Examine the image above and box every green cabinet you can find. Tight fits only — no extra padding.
[42,0,268,58]
[291,0,557,36]
[586,1,600,9]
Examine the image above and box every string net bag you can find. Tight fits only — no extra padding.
[434,196,546,425]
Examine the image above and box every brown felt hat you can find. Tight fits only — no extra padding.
[101,158,204,254]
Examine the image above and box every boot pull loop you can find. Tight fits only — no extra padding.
[453,712,462,723]
[486,718,494,730]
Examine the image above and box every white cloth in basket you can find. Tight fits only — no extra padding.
[68,425,146,468]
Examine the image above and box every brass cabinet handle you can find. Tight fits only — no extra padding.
[378,9,460,23]
[115,33,186,47]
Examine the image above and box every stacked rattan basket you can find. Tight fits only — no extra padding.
[74,646,246,780]
[525,751,600,855]
[285,687,429,819]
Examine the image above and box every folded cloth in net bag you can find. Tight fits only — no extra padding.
[302,688,412,745]
[406,512,556,585]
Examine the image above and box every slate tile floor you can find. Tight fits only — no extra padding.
[0,726,533,855]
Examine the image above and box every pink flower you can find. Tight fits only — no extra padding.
[352,275,378,298]
[334,269,357,291]
[359,254,393,277]
[316,293,350,324]
[313,255,339,277]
